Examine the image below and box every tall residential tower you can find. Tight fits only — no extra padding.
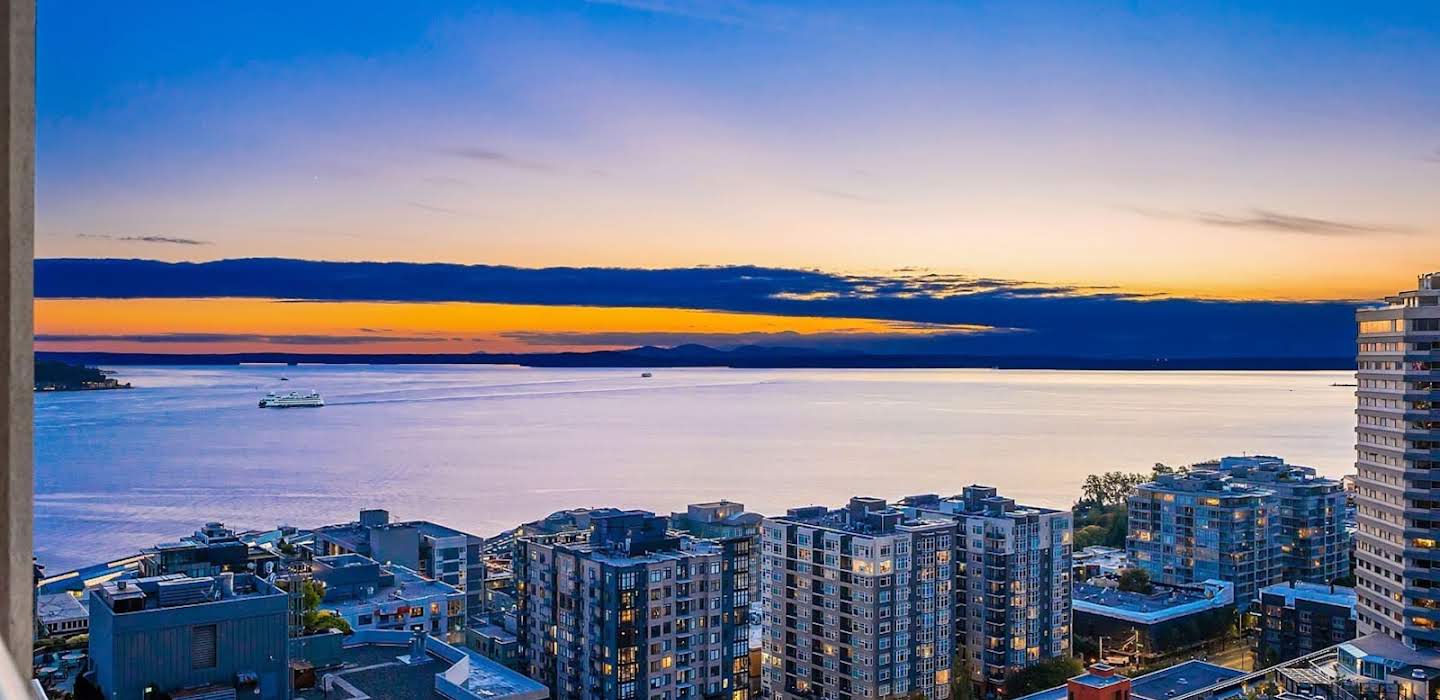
[515,510,752,700]
[1355,273,1440,647]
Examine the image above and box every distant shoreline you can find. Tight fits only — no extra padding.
[37,348,1356,372]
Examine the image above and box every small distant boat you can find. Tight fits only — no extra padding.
[279,377,290,381]
[259,390,324,408]
[640,372,653,378]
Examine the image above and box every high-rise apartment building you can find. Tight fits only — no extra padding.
[1126,471,1280,606]
[900,487,1073,695]
[760,489,1070,700]
[761,497,958,700]
[515,510,752,700]
[1355,273,1440,647]
[1203,455,1351,584]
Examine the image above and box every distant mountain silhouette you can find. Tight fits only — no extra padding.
[37,344,1351,371]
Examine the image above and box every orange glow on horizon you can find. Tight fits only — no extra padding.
[36,297,984,354]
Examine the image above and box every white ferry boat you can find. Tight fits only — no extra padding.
[258,390,324,408]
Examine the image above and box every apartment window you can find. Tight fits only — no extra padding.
[192,624,218,669]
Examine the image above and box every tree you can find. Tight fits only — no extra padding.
[1004,657,1084,698]
[1117,568,1153,594]
[1073,525,1108,548]
[951,653,975,700]
[278,578,353,635]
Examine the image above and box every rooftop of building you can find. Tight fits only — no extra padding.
[325,563,460,614]
[36,553,148,595]
[1197,456,1343,489]
[468,621,517,643]
[1074,546,1131,571]
[772,496,953,536]
[899,485,1065,519]
[36,592,88,624]
[1017,661,1246,700]
[1129,661,1247,700]
[531,509,736,564]
[295,632,547,700]
[1074,579,1235,624]
[95,573,281,612]
[312,509,474,547]
[1377,273,1440,305]
[1070,664,1130,689]
[559,530,725,565]
[673,502,764,527]
[1340,633,1440,672]
[1137,470,1275,499]
[1259,581,1357,610]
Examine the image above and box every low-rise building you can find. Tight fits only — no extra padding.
[311,508,486,619]
[1073,546,1131,579]
[467,620,521,669]
[1013,660,1247,700]
[1334,634,1440,699]
[86,572,288,700]
[311,553,467,644]
[1072,578,1235,663]
[293,629,549,700]
[36,591,89,639]
[1256,581,1357,665]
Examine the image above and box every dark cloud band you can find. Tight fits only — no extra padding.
[35,258,1363,359]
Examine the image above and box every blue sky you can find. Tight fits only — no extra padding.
[33,2,1440,355]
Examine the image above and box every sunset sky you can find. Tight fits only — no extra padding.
[35,2,1440,355]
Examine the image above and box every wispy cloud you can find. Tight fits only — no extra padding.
[584,0,820,31]
[421,175,474,188]
[1424,147,1440,163]
[813,189,886,205]
[439,146,551,172]
[1129,207,1407,237]
[77,234,212,245]
[407,201,466,216]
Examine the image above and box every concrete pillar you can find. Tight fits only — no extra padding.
[0,0,33,669]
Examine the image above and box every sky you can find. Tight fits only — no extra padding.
[34,1,1440,356]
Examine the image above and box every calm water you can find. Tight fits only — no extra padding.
[35,365,1357,571]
